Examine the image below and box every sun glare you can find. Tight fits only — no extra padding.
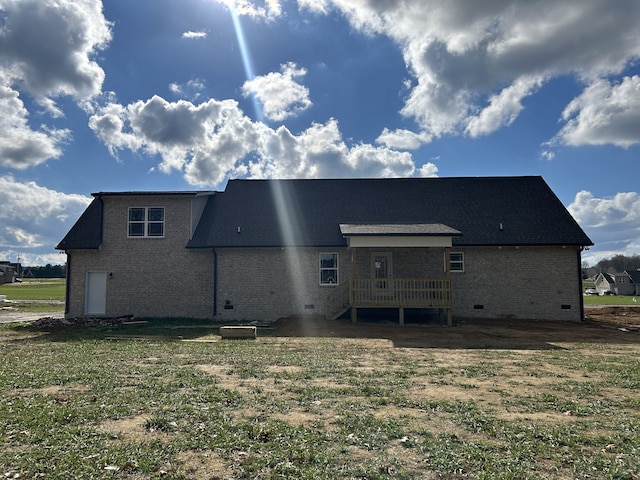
[214,1,311,317]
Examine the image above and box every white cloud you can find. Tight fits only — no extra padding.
[0,0,111,104]
[88,102,144,157]
[299,1,640,143]
[182,31,207,39]
[540,150,555,161]
[376,128,431,150]
[297,0,329,15]
[0,75,71,168]
[89,96,417,186]
[568,190,640,264]
[0,0,111,168]
[0,175,91,264]
[465,76,543,137]
[553,76,640,148]
[416,163,439,178]
[168,79,206,101]
[216,0,282,20]
[242,62,312,122]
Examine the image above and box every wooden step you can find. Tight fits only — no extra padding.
[219,325,257,339]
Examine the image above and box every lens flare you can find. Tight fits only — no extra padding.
[228,4,263,122]
[226,3,310,318]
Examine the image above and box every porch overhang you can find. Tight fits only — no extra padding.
[339,223,462,248]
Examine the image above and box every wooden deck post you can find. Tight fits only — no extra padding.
[445,247,453,326]
[351,247,357,322]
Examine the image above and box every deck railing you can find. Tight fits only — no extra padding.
[350,278,452,309]
[326,277,452,319]
[325,281,350,320]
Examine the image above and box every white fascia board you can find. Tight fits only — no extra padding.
[346,236,453,248]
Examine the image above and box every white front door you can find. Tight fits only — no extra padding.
[85,272,107,315]
[371,252,393,290]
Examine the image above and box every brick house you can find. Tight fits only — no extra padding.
[57,176,593,323]
[0,262,19,284]
[594,270,640,296]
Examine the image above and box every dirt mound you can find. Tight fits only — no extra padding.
[584,306,640,327]
[32,315,134,329]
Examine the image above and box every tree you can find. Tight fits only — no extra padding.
[591,254,640,274]
[24,264,66,278]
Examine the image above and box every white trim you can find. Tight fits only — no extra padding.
[371,252,393,278]
[319,252,339,286]
[346,236,453,248]
[447,251,465,273]
[127,206,165,238]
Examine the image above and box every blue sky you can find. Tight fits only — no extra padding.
[1,0,639,266]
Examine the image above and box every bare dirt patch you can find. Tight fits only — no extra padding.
[0,309,62,324]
[100,415,151,442]
[271,306,640,349]
[175,450,232,480]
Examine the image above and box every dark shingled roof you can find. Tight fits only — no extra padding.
[625,270,640,284]
[56,198,103,250]
[339,224,462,236]
[187,176,593,248]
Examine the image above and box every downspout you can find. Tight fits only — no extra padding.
[578,246,585,322]
[64,253,71,316]
[213,248,218,317]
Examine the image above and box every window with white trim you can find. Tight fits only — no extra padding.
[320,253,338,285]
[448,252,464,272]
[128,207,165,237]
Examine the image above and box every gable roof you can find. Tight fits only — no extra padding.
[187,176,593,248]
[625,270,640,284]
[56,191,211,251]
[56,198,104,250]
[596,272,615,284]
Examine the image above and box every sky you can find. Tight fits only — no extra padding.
[1,0,639,267]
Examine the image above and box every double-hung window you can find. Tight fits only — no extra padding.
[448,252,464,272]
[128,207,165,237]
[320,253,338,285]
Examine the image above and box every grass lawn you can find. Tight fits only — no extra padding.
[583,294,639,306]
[0,278,65,301]
[1,319,639,479]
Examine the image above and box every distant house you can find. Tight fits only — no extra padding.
[56,176,593,324]
[595,270,640,296]
[0,262,18,284]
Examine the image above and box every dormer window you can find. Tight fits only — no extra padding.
[128,207,164,237]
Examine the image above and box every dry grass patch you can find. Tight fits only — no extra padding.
[100,415,151,442]
[175,450,233,480]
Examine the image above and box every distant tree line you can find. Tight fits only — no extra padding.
[23,264,66,278]
[583,254,640,278]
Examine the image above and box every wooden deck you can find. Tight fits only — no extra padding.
[326,278,453,325]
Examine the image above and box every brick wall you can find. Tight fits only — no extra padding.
[450,246,583,321]
[66,206,583,323]
[351,246,583,322]
[215,247,350,322]
[215,245,583,323]
[66,195,214,319]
